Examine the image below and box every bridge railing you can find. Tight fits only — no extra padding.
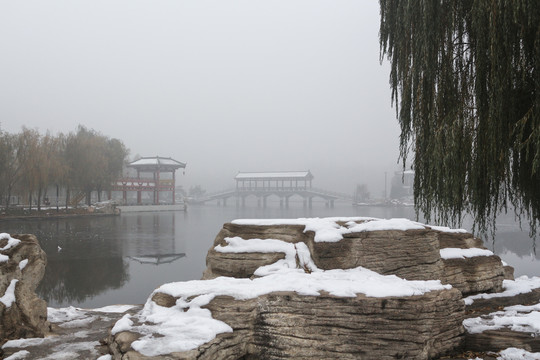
[196,187,354,202]
[310,187,354,201]
[195,188,237,201]
[236,186,311,192]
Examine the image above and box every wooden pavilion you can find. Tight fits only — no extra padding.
[112,156,186,205]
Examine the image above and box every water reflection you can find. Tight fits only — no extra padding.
[39,258,129,304]
[1,213,186,307]
[129,254,186,265]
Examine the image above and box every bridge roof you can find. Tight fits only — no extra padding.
[235,171,313,181]
[129,156,186,171]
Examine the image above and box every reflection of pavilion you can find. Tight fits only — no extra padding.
[120,213,185,265]
[128,253,186,265]
[112,156,186,205]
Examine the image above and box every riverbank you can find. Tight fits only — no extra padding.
[0,212,119,222]
[0,205,119,222]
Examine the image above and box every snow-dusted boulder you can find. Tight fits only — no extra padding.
[205,217,506,295]
[205,218,445,281]
[0,233,49,342]
[107,267,464,359]
[438,231,507,295]
[464,300,540,353]
[107,217,474,359]
[105,217,527,359]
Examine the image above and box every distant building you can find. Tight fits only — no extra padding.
[390,170,414,199]
[111,156,186,205]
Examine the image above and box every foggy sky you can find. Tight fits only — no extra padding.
[0,1,401,197]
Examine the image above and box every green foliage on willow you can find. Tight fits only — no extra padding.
[379,0,540,235]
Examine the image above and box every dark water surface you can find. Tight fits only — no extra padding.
[1,202,537,308]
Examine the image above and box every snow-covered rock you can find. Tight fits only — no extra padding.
[0,233,49,342]
[206,217,506,296]
[104,217,535,359]
[106,217,474,359]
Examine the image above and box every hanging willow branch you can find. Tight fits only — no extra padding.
[379,0,539,235]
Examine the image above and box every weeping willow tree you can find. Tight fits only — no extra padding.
[379,0,539,235]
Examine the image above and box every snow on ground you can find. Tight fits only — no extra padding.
[231,216,467,242]
[47,305,138,323]
[497,347,540,359]
[2,338,48,349]
[2,306,139,359]
[440,247,495,259]
[89,304,138,313]
[120,235,452,357]
[464,276,540,305]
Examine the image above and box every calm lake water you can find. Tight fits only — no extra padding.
[1,201,538,308]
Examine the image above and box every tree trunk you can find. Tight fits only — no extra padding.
[37,188,42,211]
[5,187,12,212]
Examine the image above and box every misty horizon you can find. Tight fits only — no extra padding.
[1,1,403,197]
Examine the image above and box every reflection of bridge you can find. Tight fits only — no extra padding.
[191,171,354,207]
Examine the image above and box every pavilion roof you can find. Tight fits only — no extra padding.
[128,156,186,171]
[235,171,313,181]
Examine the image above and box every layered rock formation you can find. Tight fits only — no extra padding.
[108,217,520,359]
[0,233,49,342]
[205,218,506,296]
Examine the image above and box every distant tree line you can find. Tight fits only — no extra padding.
[0,125,128,211]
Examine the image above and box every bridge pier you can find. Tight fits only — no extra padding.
[309,197,313,209]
